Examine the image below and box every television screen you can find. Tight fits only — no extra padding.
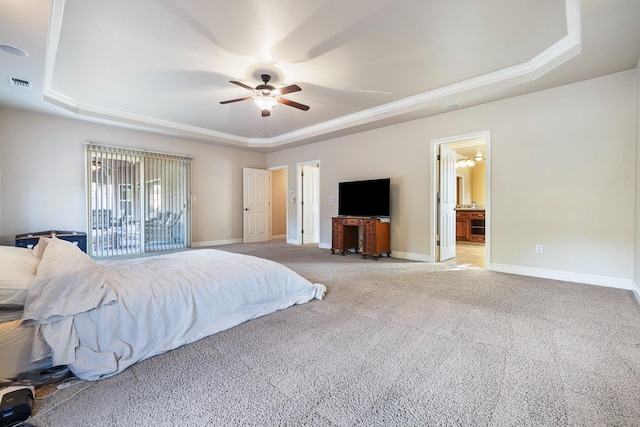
[338,178,390,217]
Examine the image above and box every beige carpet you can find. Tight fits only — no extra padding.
[30,241,640,426]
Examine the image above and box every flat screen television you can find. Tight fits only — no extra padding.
[338,178,390,217]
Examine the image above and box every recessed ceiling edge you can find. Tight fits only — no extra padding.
[42,0,582,150]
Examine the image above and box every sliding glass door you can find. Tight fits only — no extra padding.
[143,153,190,252]
[86,144,191,258]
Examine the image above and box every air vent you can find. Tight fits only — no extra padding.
[8,76,32,89]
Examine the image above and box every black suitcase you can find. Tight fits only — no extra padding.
[15,230,87,253]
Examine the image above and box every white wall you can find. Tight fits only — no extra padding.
[1,70,636,290]
[0,108,265,246]
[267,70,636,287]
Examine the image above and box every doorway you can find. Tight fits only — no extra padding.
[431,131,491,268]
[243,167,288,244]
[297,161,320,245]
[269,166,287,241]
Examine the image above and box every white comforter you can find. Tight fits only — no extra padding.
[22,238,325,380]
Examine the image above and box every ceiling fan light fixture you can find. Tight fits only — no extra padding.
[253,95,277,110]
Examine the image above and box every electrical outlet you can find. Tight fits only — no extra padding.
[228,230,231,236]
[536,245,543,254]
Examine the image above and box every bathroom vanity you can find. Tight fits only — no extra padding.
[456,209,485,243]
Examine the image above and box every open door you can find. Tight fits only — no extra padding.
[301,164,320,244]
[243,168,270,243]
[437,144,457,261]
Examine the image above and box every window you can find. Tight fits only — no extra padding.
[86,144,191,257]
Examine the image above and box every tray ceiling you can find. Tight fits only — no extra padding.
[1,0,639,151]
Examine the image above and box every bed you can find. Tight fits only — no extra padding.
[0,238,325,381]
[0,319,52,382]
[0,245,52,381]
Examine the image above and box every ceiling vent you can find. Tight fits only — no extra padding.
[8,76,32,89]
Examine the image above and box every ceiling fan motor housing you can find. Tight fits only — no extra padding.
[256,74,275,93]
[256,84,275,93]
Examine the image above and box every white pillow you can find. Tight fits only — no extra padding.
[22,237,117,325]
[0,245,39,307]
[32,237,51,260]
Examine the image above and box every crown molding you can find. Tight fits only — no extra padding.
[43,0,581,150]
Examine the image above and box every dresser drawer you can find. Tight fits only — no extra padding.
[342,218,363,226]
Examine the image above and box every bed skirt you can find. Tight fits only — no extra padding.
[0,320,51,381]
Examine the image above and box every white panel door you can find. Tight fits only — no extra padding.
[302,165,320,244]
[243,168,270,243]
[438,145,457,261]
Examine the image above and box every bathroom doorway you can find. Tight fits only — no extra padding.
[431,131,490,269]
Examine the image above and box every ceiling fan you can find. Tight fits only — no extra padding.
[220,74,310,117]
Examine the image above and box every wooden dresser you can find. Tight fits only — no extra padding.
[331,217,391,260]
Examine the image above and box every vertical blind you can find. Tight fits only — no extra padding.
[86,144,192,258]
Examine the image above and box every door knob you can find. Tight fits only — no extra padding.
[244,208,249,211]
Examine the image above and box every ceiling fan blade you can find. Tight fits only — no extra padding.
[219,96,252,104]
[230,81,256,92]
[262,109,271,117]
[278,98,310,111]
[277,84,301,95]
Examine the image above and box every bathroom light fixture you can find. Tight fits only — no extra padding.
[473,155,484,162]
[456,159,475,168]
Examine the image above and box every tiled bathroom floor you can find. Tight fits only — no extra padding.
[454,243,485,268]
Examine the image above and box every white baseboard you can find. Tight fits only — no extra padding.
[490,263,633,290]
[271,234,286,239]
[192,238,243,248]
[286,239,330,246]
[384,251,432,262]
[632,280,640,302]
[191,240,636,295]
[316,243,428,261]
